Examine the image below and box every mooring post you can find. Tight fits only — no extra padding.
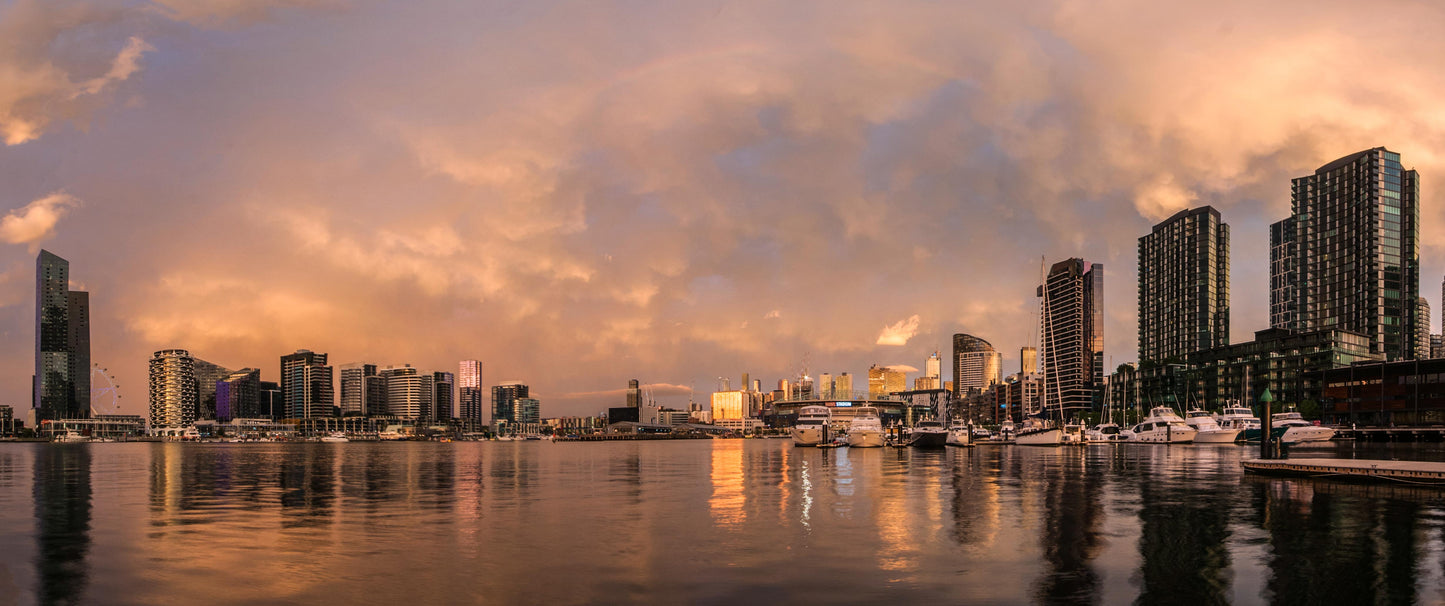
[1260,388,1275,460]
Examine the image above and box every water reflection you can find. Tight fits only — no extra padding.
[1034,449,1103,604]
[709,441,745,527]
[34,445,91,606]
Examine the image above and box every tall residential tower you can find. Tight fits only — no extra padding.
[1039,258,1103,415]
[1137,206,1230,362]
[1270,147,1420,360]
[34,250,89,421]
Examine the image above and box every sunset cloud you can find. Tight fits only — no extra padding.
[876,315,922,346]
[0,192,80,250]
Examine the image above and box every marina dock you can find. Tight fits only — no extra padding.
[1241,458,1445,485]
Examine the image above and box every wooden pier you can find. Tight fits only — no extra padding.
[1241,458,1445,485]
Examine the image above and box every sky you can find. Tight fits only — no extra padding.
[3,0,1445,418]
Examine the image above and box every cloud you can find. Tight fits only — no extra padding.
[885,364,920,374]
[554,383,694,401]
[876,315,922,346]
[147,0,341,27]
[0,192,80,250]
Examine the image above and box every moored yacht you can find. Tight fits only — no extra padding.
[906,420,948,448]
[1086,422,1128,442]
[1129,406,1197,443]
[320,432,349,443]
[946,419,972,447]
[791,405,831,447]
[1061,422,1086,444]
[1015,418,1063,446]
[1185,409,1242,443]
[1272,409,1335,443]
[1216,406,1276,442]
[845,407,885,448]
[997,420,1016,440]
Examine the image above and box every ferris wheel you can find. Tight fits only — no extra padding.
[91,364,121,416]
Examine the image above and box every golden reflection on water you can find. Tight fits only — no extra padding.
[709,440,745,528]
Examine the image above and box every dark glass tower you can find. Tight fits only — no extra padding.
[281,350,334,419]
[1269,147,1420,360]
[1137,206,1230,362]
[492,382,529,426]
[458,360,484,424]
[34,250,89,420]
[1039,259,1103,415]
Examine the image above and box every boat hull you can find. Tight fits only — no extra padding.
[791,426,827,447]
[946,430,971,447]
[1281,425,1335,443]
[847,431,885,448]
[1130,428,1197,444]
[907,430,948,448]
[1016,428,1063,446]
[1241,427,1290,443]
[1192,429,1242,443]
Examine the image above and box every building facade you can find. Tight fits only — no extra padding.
[280,350,334,419]
[193,357,233,420]
[215,368,261,421]
[867,365,906,398]
[1039,258,1104,415]
[432,371,454,420]
[1270,147,1420,361]
[458,360,484,424]
[952,334,1003,395]
[1315,359,1445,426]
[1137,206,1230,362]
[149,349,197,428]
[492,382,529,426]
[34,250,90,421]
[338,363,378,416]
[381,365,432,420]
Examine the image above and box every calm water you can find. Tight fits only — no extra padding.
[3,440,1445,605]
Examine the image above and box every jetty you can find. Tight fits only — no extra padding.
[1241,458,1445,486]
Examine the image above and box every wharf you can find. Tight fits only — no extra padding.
[554,433,715,442]
[1241,458,1445,486]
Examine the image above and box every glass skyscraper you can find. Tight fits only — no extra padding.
[1137,206,1230,362]
[492,382,529,426]
[34,250,89,421]
[1039,258,1103,415]
[458,360,484,424]
[280,349,334,419]
[1270,147,1420,361]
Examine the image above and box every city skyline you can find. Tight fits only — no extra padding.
[6,1,1445,417]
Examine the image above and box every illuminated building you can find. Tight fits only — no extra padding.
[867,364,906,398]
[952,334,1002,395]
[459,360,483,424]
[711,390,745,421]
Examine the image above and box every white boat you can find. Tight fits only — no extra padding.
[1086,422,1128,442]
[998,420,1016,440]
[791,405,831,447]
[1185,409,1242,443]
[946,419,972,447]
[1271,410,1335,443]
[1061,422,1086,444]
[1015,418,1063,446]
[1129,406,1197,443]
[906,420,948,448]
[971,426,993,441]
[54,430,89,443]
[1216,406,1267,442]
[845,407,885,448]
[320,432,349,443]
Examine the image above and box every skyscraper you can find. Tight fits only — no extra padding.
[492,382,529,427]
[516,397,541,425]
[338,363,379,416]
[1039,259,1103,415]
[1020,347,1038,375]
[193,357,233,420]
[149,349,197,428]
[867,365,905,398]
[952,334,1003,395]
[1418,297,1432,361]
[1270,147,1420,360]
[925,351,942,381]
[381,365,431,419]
[34,250,89,421]
[1137,206,1230,362]
[459,360,484,424]
[626,379,642,408]
[280,350,334,419]
[215,368,261,421]
[433,371,454,420]
[834,373,852,397]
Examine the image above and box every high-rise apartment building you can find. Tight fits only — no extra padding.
[433,371,454,420]
[215,368,261,421]
[1020,347,1038,375]
[925,351,942,381]
[259,381,282,419]
[834,373,852,397]
[381,365,431,419]
[952,334,1003,395]
[1270,147,1420,360]
[34,250,89,421]
[1418,298,1433,361]
[1137,206,1230,362]
[338,363,378,416]
[459,360,484,424]
[516,398,540,425]
[149,349,197,428]
[867,365,905,398]
[280,350,334,419]
[1039,258,1103,415]
[193,357,233,420]
[492,382,529,426]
